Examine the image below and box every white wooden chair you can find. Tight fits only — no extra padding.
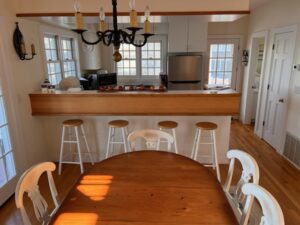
[241,183,285,225]
[223,149,260,222]
[128,129,174,151]
[15,162,60,225]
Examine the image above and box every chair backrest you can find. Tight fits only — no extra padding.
[223,149,259,220]
[15,162,60,225]
[241,183,285,225]
[128,129,174,151]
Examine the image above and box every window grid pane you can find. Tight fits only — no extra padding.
[116,44,137,76]
[0,94,16,188]
[208,43,234,86]
[141,41,162,76]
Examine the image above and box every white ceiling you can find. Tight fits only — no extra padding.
[250,0,272,9]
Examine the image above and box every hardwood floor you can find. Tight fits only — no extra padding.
[0,120,299,225]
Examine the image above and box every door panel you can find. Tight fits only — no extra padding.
[263,31,295,152]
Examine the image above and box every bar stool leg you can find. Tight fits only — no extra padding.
[121,127,128,153]
[125,127,131,152]
[110,128,115,156]
[157,128,162,150]
[80,125,94,165]
[212,130,221,182]
[172,128,178,154]
[74,127,84,174]
[58,126,66,175]
[194,129,201,160]
[191,129,201,160]
[106,127,112,159]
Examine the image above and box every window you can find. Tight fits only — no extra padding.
[43,35,78,85]
[116,39,165,77]
[117,44,137,76]
[141,42,161,76]
[208,43,234,86]
[0,92,15,188]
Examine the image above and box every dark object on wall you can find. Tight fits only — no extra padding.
[242,50,249,66]
[13,22,36,60]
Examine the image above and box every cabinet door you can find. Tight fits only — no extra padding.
[188,16,208,52]
[168,16,188,53]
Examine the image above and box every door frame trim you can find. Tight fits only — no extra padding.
[242,30,269,126]
[258,24,297,153]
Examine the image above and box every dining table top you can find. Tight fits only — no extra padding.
[51,151,239,225]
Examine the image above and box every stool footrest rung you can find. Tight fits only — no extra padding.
[60,161,81,165]
[63,141,79,144]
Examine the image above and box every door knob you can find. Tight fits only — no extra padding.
[279,99,284,103]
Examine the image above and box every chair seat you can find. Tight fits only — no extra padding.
[158,121,178,129]
[63,119,83,127]
[196,122,218,130]
[108,120,129,128]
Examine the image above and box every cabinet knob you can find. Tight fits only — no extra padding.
[279,99,284,103]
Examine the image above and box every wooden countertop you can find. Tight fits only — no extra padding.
[29,89,241,116]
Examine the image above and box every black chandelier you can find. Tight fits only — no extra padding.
[72,0,154,62]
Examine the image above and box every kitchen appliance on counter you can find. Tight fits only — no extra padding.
[80,73,117,90]
[167,54,203,90]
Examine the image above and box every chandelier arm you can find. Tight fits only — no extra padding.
[131,34,154,47]
[120,30,133,44]
[80,32,102,45]
[99,30,114,46]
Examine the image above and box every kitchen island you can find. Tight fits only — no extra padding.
[29,89,240,115]
[29,90,240,164]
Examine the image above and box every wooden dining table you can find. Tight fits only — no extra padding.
[51,151,239,225]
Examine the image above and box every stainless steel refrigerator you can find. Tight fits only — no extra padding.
[167,54,203,90]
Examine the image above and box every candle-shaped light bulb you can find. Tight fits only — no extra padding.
[129,0,136,10]
[99,7,107,32]
[74,0,84,29]
[144,6,151,34]
[74,0,81,12]
[99,7,105,21]
[145,5,150,19]
[129,0,137,27]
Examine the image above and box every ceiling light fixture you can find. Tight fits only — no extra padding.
[72,0,154,62]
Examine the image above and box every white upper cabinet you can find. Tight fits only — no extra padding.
[168,16,208,53]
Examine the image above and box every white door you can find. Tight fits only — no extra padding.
[262,30,296,152]
[206,38,240,90]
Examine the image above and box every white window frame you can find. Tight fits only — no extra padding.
[42,32,80,85]
[205,35,242,91]
[115,35,167,83]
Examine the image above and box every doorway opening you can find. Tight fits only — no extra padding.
[244,32,268,128]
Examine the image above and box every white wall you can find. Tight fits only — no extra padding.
[0,2,49,174]
[242,0,300,139]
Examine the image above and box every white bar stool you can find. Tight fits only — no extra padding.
[157,121,178,153]
[191,122,221,181]
[106,120,130,158]
[58,119,94,175]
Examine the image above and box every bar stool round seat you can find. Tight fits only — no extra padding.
[108,120,129,128]
[157,120,178,154]
[195,122,218,130]
[191,121,220,182]
[106,120,130,159]
[63,119,83,127]
[59,119,94,175]
[158,121,178,129]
